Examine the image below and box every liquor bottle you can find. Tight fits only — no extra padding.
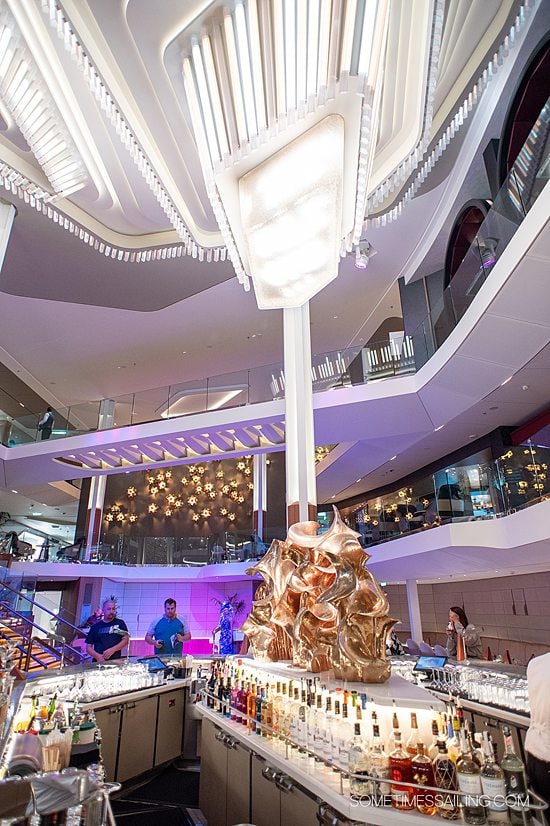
[281,681,292,741]
[298,686,309,753]
[406,712,420,755]
[206,665,216,708]
[428,714,443,760]
[434,740,460,820]
[216,675,225,715]
[230,679,239,722]
[389,730,415,810]
[322,695,334,764]
[288,686,300,750]
[388,708,400,752]
[234,681,243,724]
[501,726,532,825]
[468,724,484,767]
[447,717,461,763]
[312,692,325,761]
[411,742,437,816]
[349,722,370,799]
[272,681,282,737]
[331,698,342,772]
[247,682,256,731]
[367,721,390,800]
[261,685,273,739]
[480,731,509,824]
[456,730,486,824]
[337,698,352,773]
[255,686,263,735]
[223,677,232,719]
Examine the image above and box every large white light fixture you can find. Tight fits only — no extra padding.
[182,0,389,306]
[239,115,344,308]
[0,4,88,196]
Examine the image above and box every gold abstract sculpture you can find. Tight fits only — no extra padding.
[242,509,397,683]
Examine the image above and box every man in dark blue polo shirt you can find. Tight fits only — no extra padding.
[85,598,128,662]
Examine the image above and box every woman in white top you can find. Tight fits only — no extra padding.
[525,652,550,815]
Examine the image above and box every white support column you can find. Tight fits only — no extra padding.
[283,303,317,526]
[84,399,115,559]
[406,578,423,643]
[253,453,267,540]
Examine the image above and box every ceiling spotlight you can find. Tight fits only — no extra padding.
[354,241,377,269]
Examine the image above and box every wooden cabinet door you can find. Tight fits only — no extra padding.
[117,695,157,782]
[280,784,319,826]
[199,719,228,826]
[94,704,122,782]
[250,754,281,826]
[226,740,251,826]
[155,688,185,766]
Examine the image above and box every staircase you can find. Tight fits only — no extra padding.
[0,581,88,673]
[0,617,64,672]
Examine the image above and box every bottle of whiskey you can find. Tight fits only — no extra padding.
[390,730,415,810]
[479,731,509,824]
[411,742,437,816]
[349,722,370,799]
[456,730,486,824]
[434,740,460,820]
[501,726,532,825]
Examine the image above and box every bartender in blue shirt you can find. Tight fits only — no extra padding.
[145,598,191,656]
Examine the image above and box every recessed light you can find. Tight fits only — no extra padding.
[333,315,338,319]
[522,385,529,391]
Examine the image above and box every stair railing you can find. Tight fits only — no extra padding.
[0,603,87,669]
[24,635,70,672]
[0,579,86,641]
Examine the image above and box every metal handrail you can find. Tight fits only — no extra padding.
[24,635,70,672]
[0,603,86,665]
[0,578,83,636]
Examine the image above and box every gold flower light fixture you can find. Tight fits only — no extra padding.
[114,458,254,529]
